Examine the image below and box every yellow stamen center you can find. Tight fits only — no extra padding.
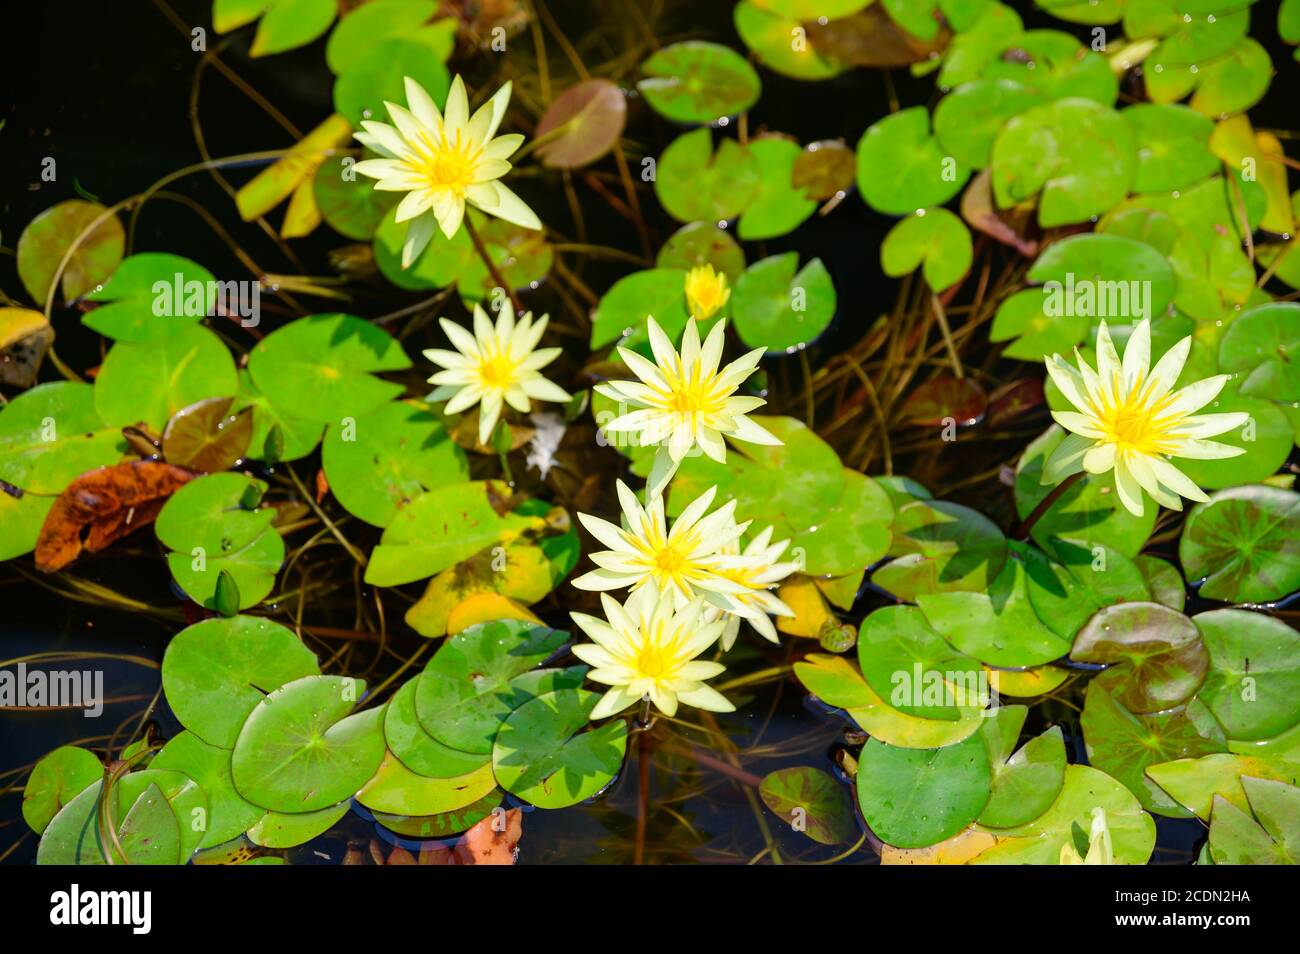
[478,354,516,389]
[635,642,672,679]
[654,547,685,573]
[419,136,477,195]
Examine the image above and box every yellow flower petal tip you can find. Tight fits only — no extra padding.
[1042,318,1249,518]
[684,264,730,320]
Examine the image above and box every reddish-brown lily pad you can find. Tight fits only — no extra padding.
[1070,602,1209,714]
[535,79,627,169]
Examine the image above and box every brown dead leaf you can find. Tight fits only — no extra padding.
[35,461,194,572]
[386,846,418,865]
[806,5,949,67]
[961,168,1038,257]
[454,807,522,865]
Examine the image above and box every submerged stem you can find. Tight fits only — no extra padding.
[1016,470,1087,540]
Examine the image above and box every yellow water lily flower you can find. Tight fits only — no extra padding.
[425,300,570,444]
[709,525,800,650]
[595,316,778,497]
[1043,319,1249,517]
[684,264,730,320]
[572,480,753,607]
[571,587,734,719]
[353,74,541,267]
[1059,807,1115,865]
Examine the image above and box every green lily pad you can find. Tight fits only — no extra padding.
[1194,608,1300,741]
[977,707,1067,829]
[1135,553,1187,611]
[415,619,572,754]
[1189,38,1273,117]
[1015,425,1158,558]
[161,615,321,748]
[1180,485,1300,604]
[383,679,490,779]
[872,499,1008,599]
[1174,393,1292,490]
[492,688,629,809]
[1147,727,1300,821]
[1207,778,1300,864]
[1081,681,1226,816]
[214,0,337,57]
[332,25,451,127]
[1121,104,1218,193]
[314,156,398,240]
[794,653,877,710]
[881,208,973,291]
[365,480,543,586]
[1070,601,1208,713]
[733,0,846,80]
[858,605,983,720]
[933,79,1045,169]
[655,128,760,223]
[234,369,324,463]
[638,41,761,124]
[655,222,745,280]
[730,252,836,351]
[321,400,468,528]
[371,788,505,839]
[856,106,970,215]
[737,136,817,240]
[357,752,497,816]
[1026,232,1176,323]
[1219,302,1300,402]
[589,267,690,350]
[16,199,124,305]
[990,289,1089,361]
[153,730,265,848]
[917,546,1074,668]
[856,733,992,849]
[246,313,410,425]
[937,3,1028,87]
[155,472,285,611]
[324,1,443,74]
[760,767,858,845]
[22,746,102,835]
[535,79,628,169]
[970,764,1156,864]
[0,382,123,561]
[247,799,352,848]
[983,31,1118,104]
[373,205,475,291]
[94,324,239,429]
[83,253,216,341]
[115,782,182,865]
[1023,540,1151,641]
[788,470,892,576]
[991,98,1135,226]
[232,676,386,813]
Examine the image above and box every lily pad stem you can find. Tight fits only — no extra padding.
[462,215,524,315]
[1016,471,1086,541]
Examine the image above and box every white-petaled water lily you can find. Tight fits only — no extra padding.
[353,74,541,267]
[570,587,734,719]
[708,525,800,650]
[425,300,569,445]
[684,264,730,320]
[1059,806,1115,865]
[595,316,777,498]
[1043,318,1249,517]
[571,480,754,608]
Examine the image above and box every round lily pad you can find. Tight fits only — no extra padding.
[535,79,627,169]
[247,800,351,849]
[916,547,1073,668]
[83,253,215,341]
[1070,601,1208,714]
[734,0,845,80]
[1121,104,1218,193]
[314,156,397,240]
[161,615,321,748]
[933,79,1045,169]
[383,680,490,779]
[856,733,992,849]
[1180,485,1300,604]
[1174,393,1292,490]
[357,751,497,816]
[880,208,973,292]
[22,746,102,835]
[1218,302,1300,402]
[655,128,760,223]
[977,706,1066,829]
[94,324,239,430]
[332,26,451,127]
[1194,609,1300,741]
[1026,232,1176,320]
[872,499,1008,599]
[321,400,468,527]
[155,472,285,611]
[1135,553,1187,611]
[232,675,387,813]
[590,267,690,350]
[638,41,761,124]
[415,619,572,754]
[858,605,983,720]
[161,396,253,473]
[491,688,629,809]
[792,140,856,200]
[325,0,441,74]
[246,313,410,424]
[730,252,836,351]
[655,222,745,280]
[16,199,124,305]
[759,767,857,845]
[856,106,969,215]
[1023,539,1151,641]
[153,730,265,848]
[1082,681,1226,816]
[737,136,817,240]
[371,788,505,839]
